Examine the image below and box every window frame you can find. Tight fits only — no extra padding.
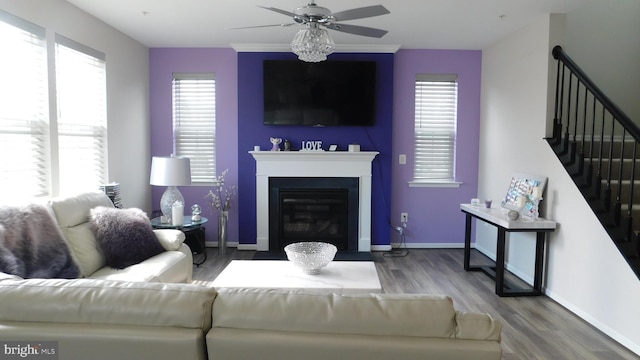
[0,10,50,199]
[54,34,108,196]
[172,73,217,184]
[409,73,462,188]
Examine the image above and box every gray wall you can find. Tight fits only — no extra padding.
[0,0,151,210]
[565,0,640,122]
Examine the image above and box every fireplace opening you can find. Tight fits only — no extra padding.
[269,177,359,251]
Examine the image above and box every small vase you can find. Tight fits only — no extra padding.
[218,212,228,255]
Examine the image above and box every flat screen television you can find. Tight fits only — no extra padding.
[263,60,377,126]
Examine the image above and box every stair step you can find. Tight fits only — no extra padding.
[582,139,638,158]
[591,158,640,179]
[599,180,640,203]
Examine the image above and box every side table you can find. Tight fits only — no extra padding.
[151,216,208,266]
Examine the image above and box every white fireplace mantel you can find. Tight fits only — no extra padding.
[250,150,379,251]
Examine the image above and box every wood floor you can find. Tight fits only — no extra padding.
[192,248,639,360]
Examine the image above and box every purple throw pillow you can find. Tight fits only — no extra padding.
[90,206,164,269]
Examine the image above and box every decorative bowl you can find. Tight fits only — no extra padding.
[284,242,337,275]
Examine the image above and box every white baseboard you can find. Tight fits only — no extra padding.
[544,289,640,356]
[389,242,466,249]
[205,241,241,248]
[210,242,469,251]
[222,243,393,252]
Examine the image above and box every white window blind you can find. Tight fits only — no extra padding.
[172,73,216,183]
[414,74,458,182]
[0,11,49,199]
[55,35,107,195]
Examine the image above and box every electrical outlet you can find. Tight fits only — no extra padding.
[399,154,406,165]
[401,212,408,223]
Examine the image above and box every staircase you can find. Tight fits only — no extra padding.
[547,46,640,280]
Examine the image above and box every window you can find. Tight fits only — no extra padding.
[172,73,216,183]
[0,11,49,199]
[55,35,108,195]
[0,10,109,200]
[411,74,460,187]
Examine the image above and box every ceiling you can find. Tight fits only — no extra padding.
[65,0,589,50]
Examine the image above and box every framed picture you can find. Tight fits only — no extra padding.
[501,173,547,218]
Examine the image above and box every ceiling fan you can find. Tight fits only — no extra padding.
[231,2,390,62]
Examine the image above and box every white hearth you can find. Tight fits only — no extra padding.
[250,151,379,252]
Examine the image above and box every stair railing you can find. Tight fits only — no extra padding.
[548,45,640,279]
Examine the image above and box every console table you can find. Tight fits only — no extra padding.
[460,204,556,297]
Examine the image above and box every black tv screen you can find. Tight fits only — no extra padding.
[263,60,376,126]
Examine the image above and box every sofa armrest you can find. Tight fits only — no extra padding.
[154,229,186,251]
[0,278,216,330]
[0,272,23,281]
[455,311,502,341]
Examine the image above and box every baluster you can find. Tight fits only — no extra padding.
[562,72,572,156]
[625,141,637,242]
[577,83,588,176]
[585,92,596,188]
[559,64,566,142]
[551,60,563,144]
[595,106,606,199]
[569,78,580,164]
[613,129,626,226]
[604,118,615,213]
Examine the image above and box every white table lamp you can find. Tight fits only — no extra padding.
[150,156,191,221]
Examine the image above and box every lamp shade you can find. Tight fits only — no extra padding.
[150,156,191,186]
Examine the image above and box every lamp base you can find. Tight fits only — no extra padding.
[160,186,184,221]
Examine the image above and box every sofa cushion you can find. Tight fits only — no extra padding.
[213,288,457,338]
[0,278,217,330]
[90,206,164,269]
[49,192,114,277]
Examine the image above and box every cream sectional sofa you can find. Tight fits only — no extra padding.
[0,193,501,359]
[0,278,502,360]
[46,191,193,283]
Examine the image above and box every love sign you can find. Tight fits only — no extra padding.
[301,140,323,151]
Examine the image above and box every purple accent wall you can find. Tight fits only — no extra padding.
[149,48,481,249]
[237,52,394,248]
[392,49,482,246]
[149,48,238,244]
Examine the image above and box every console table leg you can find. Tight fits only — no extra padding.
[533,232,546,294]
[495,229,506,296]
[464,214,472,270]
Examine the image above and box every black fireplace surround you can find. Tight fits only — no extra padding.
[269,177,359,251]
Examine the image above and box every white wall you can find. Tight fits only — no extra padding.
[0,0,151,210]
[478,13,640,355]
[564,0,640,122]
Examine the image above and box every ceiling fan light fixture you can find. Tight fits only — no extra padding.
[290,23,335,62]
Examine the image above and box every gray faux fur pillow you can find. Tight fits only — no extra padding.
[0,203,80,279]
[89,206,164,269]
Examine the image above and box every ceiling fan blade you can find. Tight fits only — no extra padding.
[330,5,390,22]
[325,23,388,38]
[226,23,296,30]
[257,6,297,18]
